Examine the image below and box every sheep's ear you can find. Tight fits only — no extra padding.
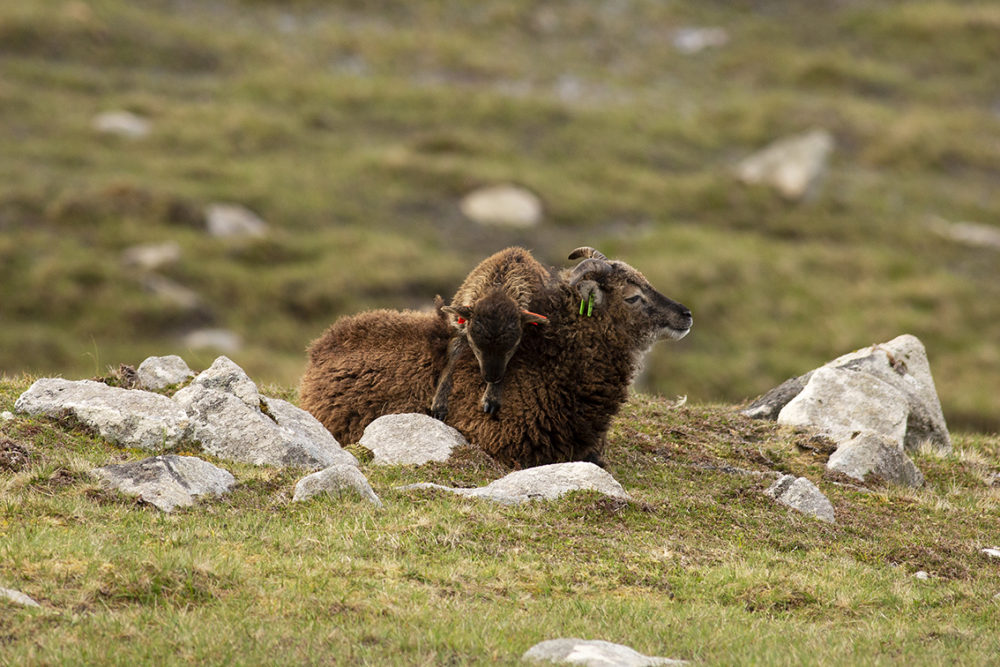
[441,305,472,326]
[521,310,548,327]
[574,280,605,310]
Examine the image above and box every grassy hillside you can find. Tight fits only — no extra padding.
[1,0,998,431]
[3,376,1000,664]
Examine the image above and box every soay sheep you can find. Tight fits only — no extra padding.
[298,247,692,468]
[433,246,551,421]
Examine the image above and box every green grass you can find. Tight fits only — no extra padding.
[0,0,998,431]
[3,376,1000,664]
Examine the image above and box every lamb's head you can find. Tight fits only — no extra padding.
[566,247,692,350]
[443,288,548,383]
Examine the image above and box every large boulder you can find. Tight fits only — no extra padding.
[400,462,629,506]
[360,414,467,465]
[15,378,192,450]
[523,639,686,666]
[827,432,924,487]
[92,455,235,512]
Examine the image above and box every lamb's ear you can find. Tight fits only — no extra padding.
[441,305,472,325]
[574,280,605,310]
[521,310,548,327]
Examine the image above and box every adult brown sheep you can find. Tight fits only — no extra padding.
[298,247,692,468]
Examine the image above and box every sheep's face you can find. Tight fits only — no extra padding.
[443,289,547,383]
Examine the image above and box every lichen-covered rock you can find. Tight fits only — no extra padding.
[765,474,835,523]
[92,455,235,512]
[400,462,629,506]
[15,378,192,450]
[523,638,686,666]
[292,464,381,506]
[360,414,467,465]
[136,355,194,390]
[180,355,261,410]
[827,431,924,487]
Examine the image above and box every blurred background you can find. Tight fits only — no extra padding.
[1,0,998,431]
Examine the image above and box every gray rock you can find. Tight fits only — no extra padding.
[136,355,195,391]
[914,571,930,580]
[1,587,41,608]
[982,547,1000,559]
[400,462,629,506]
[523,638,686,666]
[182,356,260,410]
[928,217,1000,251]
[1,411,13,421]
[204,203,268,238]
[459,184,543,227]
[140,274,202,311]
[174,383,355,470]
[735,129,834,200]
[93,110,151,139]
[827,432,924,487]
[673,27,729,54]
[92,455,235,512]
[181,328,243,354]
[741,374,813,420]
[360,414,467,465]
[765,474,835,523]
[15,378,192,450]
[121,241,181,270]
[293,464,381,506]
[778,367,909,448]
[264,397,358,468]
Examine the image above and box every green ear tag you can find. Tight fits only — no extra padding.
[579,298,586,316]
[586,293,594,317]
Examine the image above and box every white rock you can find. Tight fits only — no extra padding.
[182,356,260,410]
[360,414,467,465]
[401,462,629,506]
[121,241,181,270]
[673,27,729,54]
[15,378,192,450]
[140,274,201,310]
[523,638,686,666]
[765,474,835,523]
[982,548,1000,559]
[93,110,151,139]
[1,411,13,421]
[736,129,834,200]
[204,203,268,238]
[459,184,543,227]
[182,328,242,354]
[778,367,909,448]
[929,218,1000,250]
[136,355,195,391]
[92,455,235,512]
[827,431,924,487]
[0,587,41,608]
[914,571,930,580]
[293,464,381,506]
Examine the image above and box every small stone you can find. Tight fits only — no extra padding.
[928,217,1000,250]
[523,638,686,666]
[673,27,729,54]
[914,571,930,580]
[92,455,235,512]
[93,110,151,139]
[765,474,835,523]
[204,203,268,238]
[136,355,195,391]
[293,464,381,506]
[982,548,1000,559]
[0,587,41,608]
[1,411,13,421]
[181,329,242,354]
[360,414,468,465]
[121,241,181,270]
[459,184,543,227]
[736,129,834,200]
[140,274,201,310]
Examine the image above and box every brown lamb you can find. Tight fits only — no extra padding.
[434,246,552,420]
[298,247,692,468]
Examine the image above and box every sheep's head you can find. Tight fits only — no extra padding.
[442,288,547,383]
[567,247,692,349]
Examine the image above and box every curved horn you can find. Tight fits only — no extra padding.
[568,247,608,261]
[568,258,612,286]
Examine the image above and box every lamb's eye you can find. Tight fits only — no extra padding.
[625,295,642,304]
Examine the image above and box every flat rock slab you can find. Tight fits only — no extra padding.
[1,587,41,608]
[15,378,192,450]
[360,414,467,465]
[400,462,629,505]
[523,638,686,666]
[92,455,235,512]
[765,474,835,523]
[827,431,924,487]
[293,464,382,506]
[136,354,194,390]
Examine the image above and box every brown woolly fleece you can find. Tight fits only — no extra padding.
[299,254,692,468]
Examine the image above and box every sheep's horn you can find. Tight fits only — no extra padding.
[568,247,608,261]
[568,258,612,286]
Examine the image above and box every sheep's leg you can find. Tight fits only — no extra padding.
[431,335,466,421]
[481,381,501,418]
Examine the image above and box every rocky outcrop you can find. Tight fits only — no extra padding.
[92,455,235,512]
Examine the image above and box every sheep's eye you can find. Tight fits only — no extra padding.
[625,295,643,304]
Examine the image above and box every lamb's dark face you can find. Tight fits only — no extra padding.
[467,296,524,383]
